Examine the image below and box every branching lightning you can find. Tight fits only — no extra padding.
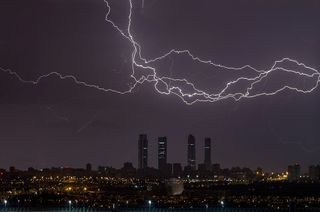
[1,0,320,105]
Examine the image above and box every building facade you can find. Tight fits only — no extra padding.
[138,134,148,169]
[187,134,196,170]
[158,136,168,170]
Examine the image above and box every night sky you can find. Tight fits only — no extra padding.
[0,0,320,172]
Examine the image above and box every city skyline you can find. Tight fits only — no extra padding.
[1,0,320,209]
[1,160,320,209]
[1,154,319,182]
[0,133,315,174]
[0,0,320,172]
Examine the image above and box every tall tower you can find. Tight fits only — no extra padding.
[138,134,148,169]
[187,134,196,170]
[204,137,212,171]
[158,137,167,170]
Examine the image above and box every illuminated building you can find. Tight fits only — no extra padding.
[138,134,148,169]
[158,137,167,171]
[165,178,184,195]
[187,134,196,170]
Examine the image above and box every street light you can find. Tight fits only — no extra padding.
[220,200,224,208]
[148,200,152,210]
[3,199,7,207]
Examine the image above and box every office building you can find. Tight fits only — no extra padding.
[187,134,196,170]
[158,136,167,170]
[138,134,148,169]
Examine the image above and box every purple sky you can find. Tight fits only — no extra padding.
[0,0,320,172]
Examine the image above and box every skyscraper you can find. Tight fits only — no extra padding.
[187,134,196,170]
[204,137,212,171]
[158,136,167,170]
[138,134,148,169]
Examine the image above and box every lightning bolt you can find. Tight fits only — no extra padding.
[1,0,319,105]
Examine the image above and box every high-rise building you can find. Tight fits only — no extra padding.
[158,137,167,170]
[204,137,212,171]
[187,134,196,170]
[288,163,301,182]
[138,134,148,169]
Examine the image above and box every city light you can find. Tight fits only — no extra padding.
[0,0,319,210]
[0,160,319,209]
[220,200,224,207]
[0,118,316,210]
